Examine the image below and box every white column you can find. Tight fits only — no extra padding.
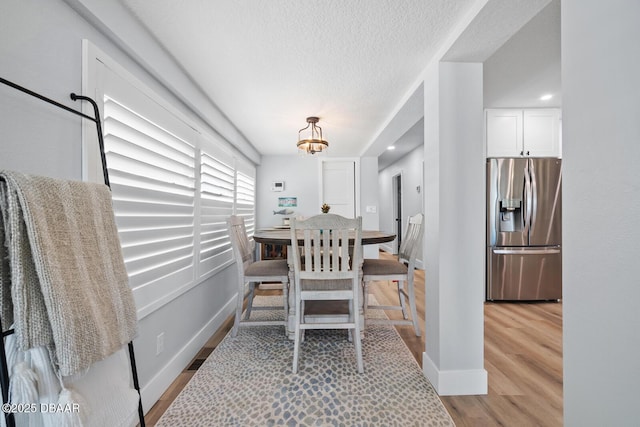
[422,61,487,395]
[360,156,381,259]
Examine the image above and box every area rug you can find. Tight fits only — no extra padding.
[156,296,454,426]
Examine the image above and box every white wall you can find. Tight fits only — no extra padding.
[562,1,640,425]
[0,0,253,413]
[422,61,487,395]
[378,145,424,261]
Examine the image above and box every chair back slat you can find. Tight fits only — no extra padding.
[398,213,424,266]
[291,214,362,280]
[227,215,254,275]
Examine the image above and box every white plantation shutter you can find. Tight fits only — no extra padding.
[235,161,256,236]
[103,96,196,296]
[199,148,235,277]
[88,50,258,317]
[101,66,199,315]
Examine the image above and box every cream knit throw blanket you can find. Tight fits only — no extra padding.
[0,171,137,376]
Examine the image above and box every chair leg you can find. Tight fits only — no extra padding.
[363,281,370,320]
[244,282,256,320]
[282,281,289,323]
[351,297,364,374]
[347,297,354,342]
[300,301,305,342]
[292,298,302,374]
[231,283,245,337]
[407,277,421,337]
[397,281,409,319]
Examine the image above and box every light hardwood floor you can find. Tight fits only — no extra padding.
[144,252,563,426]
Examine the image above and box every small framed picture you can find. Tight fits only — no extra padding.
[278,197,297,207]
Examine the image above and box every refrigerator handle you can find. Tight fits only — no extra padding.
[529,161,537,235]
[523,167,531,234]
[493,247,561,255]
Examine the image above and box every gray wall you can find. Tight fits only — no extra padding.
[256,155,321,229]
[0,0,251,412]
[1,0,101,180]
[562,1,640,424]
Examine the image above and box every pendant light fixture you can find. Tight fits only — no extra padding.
[297,116,328,154]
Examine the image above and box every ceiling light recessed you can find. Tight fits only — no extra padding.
[540,94,553,101]
[387,145,396,150]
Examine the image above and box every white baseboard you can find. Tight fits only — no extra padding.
[380,243,394,254]
[139,296,236,413]
[422,352,488,396]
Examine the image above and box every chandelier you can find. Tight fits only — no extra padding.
[297,116,328,154]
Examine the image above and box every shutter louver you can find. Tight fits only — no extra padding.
[103,96,196,293]
[199,151,234,277]
[235,170,256,236]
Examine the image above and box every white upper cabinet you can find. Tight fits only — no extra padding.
[485,109,523,157]
[486,108,561,158]
[522,109,561,157]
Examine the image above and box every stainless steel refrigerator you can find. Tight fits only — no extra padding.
[486,158,562,301]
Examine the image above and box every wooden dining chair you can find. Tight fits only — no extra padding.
[290,214,364,374]
[227,215,289,337]
[362,213,424,336]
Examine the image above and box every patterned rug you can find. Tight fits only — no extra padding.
[156,296,454,426]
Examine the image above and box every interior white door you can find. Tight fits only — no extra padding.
[322,161,355,218]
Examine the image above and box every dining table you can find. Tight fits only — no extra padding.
[253,227,396,339]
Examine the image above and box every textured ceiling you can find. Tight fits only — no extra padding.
[119,0,477,158]
[119,0,558,162]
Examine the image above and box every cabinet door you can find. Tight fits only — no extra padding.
[486,109,523,157]
[523,109,561,157]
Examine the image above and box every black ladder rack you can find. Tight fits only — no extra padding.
[0,76,145,427]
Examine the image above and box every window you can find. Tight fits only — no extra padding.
[86,41,256,317]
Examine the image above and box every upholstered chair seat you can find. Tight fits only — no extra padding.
[362,259,408,276]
